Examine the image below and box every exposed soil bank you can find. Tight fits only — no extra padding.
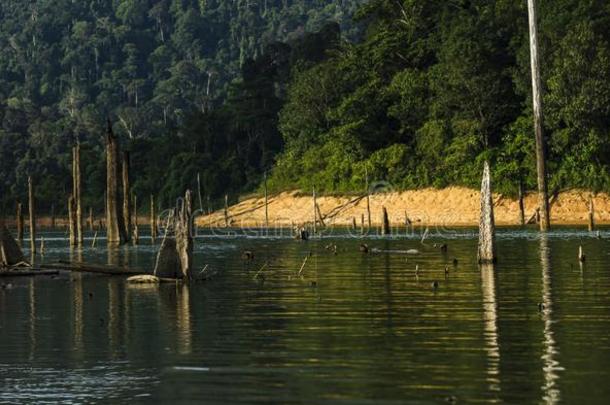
[197,187,610,228]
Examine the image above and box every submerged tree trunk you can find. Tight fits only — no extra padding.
[28,176,36,253]
[527,0,550,231]
[122,151,132,242]
[105,119,127,245]
[478,162,496,264]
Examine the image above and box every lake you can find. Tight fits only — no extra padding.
[1,226,609,404]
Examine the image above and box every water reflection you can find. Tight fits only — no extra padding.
[481,263,501,396]
[539,234,563,404]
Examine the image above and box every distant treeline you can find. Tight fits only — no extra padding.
[1,0,610,215]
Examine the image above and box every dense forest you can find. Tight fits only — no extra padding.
[0,0,364,212]
[1,0,610,214]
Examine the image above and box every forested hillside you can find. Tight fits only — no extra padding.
[273,0,610,193]
[0,0,363,212]
[269,0,610,195]
[1,0,610,215]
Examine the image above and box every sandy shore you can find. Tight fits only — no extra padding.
[197,187,610,228]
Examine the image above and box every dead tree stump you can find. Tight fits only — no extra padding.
[478,162,497,264]
[105,119,127,245]
[381,207,390,235]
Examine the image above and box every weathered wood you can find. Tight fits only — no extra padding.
[150,194,158,239]
[381,207,390,235]
[133,194,139,245]
[224,194,229,227]
[68,195,77,246]
[154,213,183,279]
[105,120,126,244]
[122,151,132,243]
[42,261,145,276]
[175,190,194,280]
[197,172,204,213]
[315,203,326,228]
[312,186,317,234]
[28,176,36,253]
[40,237,45,255]
[365,168,371,229]
[264,172,269,229]
[0,269,58,277]
[16,202,24,241]
[73,144,83,245]
[88,206,94,231]
[50,203,56,229]
[478,162,496,264]
[527,0,550,231]
[360,213,365,235]
[0,224,26,267]
[588,195,595,232]
[352,217,357,230]
[92,230,98,247]
[518,181,526,226]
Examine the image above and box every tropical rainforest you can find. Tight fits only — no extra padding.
[1,0,609,215]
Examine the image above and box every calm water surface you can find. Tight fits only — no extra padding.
[1,227,610,404]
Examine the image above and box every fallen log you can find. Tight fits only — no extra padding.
[0,269,59,277]
[41,261,146,276]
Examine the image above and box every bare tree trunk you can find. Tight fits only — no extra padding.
[365,168,371,230]
[122,151,132,243]
[478,162,496,264]
[312,186,317,235]
[50,204,55,229]
[518,181,526,226]
[16,202,24,242]
[588,195,595,232]
[527,0,550,231]
[73,144,83,245]
[105,119,126,245]
[264,172,269,229]
[224,194,229,227]
[150,194,158,239]
[133,194,139,245]
[381,207,390,235]
[88,206,94,231]
[176,190,194,280]
[197,173,204,213]
[69,195,77,247]
[28,176,36,253]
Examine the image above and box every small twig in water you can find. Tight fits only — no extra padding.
[253,262,269,279]
[298,255,309,277]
